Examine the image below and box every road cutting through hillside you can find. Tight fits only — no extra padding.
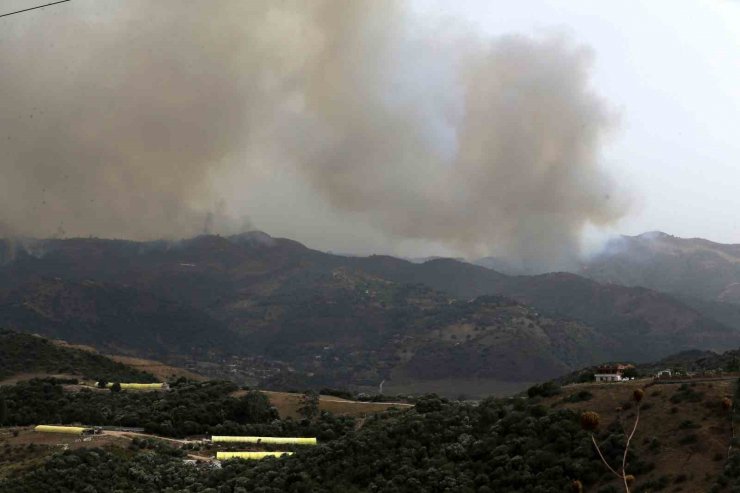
[101,429,200,445]
[100,430,218,462]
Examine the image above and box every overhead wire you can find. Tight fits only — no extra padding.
[0,1,71,19]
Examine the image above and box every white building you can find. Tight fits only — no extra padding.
[594,364,632,382]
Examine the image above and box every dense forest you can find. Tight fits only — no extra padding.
[0,329,155,382]
[3,329,739,491]
[2,374,739,491]
[2,394,615,492]
[0,379,355,441]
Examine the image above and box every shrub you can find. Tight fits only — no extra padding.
[580,411,600,431]
[678,434,699,445]
[565,390,593,403]
[722,397,732,411]
[677,420,700,430]
[527,382,562,398]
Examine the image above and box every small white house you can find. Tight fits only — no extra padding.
[594,364,633,382]
[594,371,623,382]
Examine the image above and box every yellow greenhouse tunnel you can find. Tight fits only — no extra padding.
[211,436,317,445]
[98,382,167,390]
[34,425,92,435]
[217,451,293,460]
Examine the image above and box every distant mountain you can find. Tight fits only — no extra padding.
[230,268,615,390]
[405,255,466,264]
[0,278,238,359]
[474,255,537,275]
[0,232,738,394]
[580,231,740,305]
[351,257,740,360]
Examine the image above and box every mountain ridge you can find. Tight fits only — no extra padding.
[1,232,738,395]
[580,231,740,306]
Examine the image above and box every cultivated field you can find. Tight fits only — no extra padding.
[230,390,413,419]
[0,427,132,478]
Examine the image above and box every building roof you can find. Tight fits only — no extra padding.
[595,364,634,373]
[34,425,91,435]
[211,436,316,445]
[216,451,293,460]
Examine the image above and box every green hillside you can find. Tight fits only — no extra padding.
[0,394,608,492]
[6,383,737,492]
[0,329,155,383]
[2,345,740,492]
[2,233,739,395]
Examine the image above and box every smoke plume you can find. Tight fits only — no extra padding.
[0,0,627,270]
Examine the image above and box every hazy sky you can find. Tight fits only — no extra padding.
[2,0,740,261]
[417,0,740,245]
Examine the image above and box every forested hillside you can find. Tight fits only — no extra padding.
[0,330,155,383]
[1,394,608,492]
[0,378,354,440]
[2,331,740,492]
[5,383,738,493]
[0,279,239,359]
[1,233,738,394]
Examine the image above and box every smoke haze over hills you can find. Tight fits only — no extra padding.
[0,0,628,271]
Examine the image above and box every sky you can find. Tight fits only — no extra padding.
[415,0,740,245]
[2,0,740,263]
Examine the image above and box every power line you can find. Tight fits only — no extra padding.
[0,1,70,19]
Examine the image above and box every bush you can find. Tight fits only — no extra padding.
[564,390,593,403]
[678,434,699,445]
[636,475,670,491]
[527,381,562,398]
[677,420,700,430]
[671,387,704,404]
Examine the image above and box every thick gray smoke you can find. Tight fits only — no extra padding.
[0,0,627,270]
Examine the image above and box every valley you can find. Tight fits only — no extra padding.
[2,232,739,397]
[5,232,740,491]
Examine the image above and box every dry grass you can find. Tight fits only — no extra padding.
[107,355,205,382]
[50,339,98,353]
[0,427,133,478]
[229,390,413,419]
[1,428,124,448]
[544,379,735,492]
